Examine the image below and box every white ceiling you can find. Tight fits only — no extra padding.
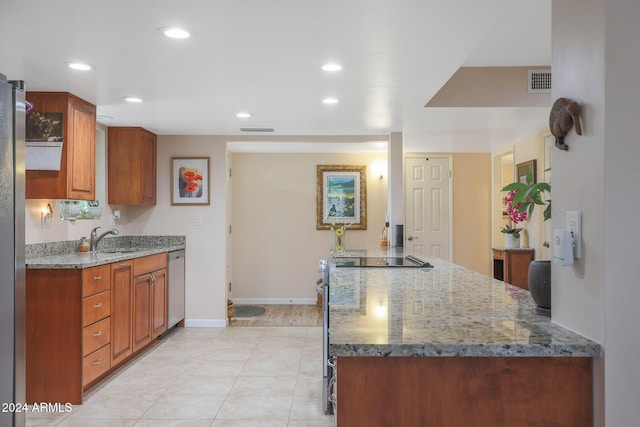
[0,0,550,153]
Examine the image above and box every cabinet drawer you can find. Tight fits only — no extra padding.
[492,250,504,260]
[83,290,111,326]
[83,344,111,386]
[83,317,111,356]
[82,264,111,296]
[133,253,167,277]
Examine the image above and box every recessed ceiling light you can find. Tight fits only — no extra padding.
[123,96,143,103]
[236,112,252,118]
[67,62,93,71]
[159,26,191,39]
[322,63,342,72]
[323,97,339,104]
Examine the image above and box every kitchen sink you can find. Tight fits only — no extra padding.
[100,248,144,254]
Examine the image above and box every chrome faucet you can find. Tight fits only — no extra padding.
[90,226,119,252]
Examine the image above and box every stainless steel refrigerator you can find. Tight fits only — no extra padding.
[0,73,26,427]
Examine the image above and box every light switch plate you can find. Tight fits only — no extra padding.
[566,210,582,258]
[194,214,203,226]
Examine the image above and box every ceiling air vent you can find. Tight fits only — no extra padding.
[528,70,552,93]
[240,127,274,133]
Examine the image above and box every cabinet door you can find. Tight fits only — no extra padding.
[108,127,157,205]
[133,274,152,352]
[67,96,96,200]
[111,261,133,366]
[151,269,167,339]
[140,130,157,204]
[25,92,96,200]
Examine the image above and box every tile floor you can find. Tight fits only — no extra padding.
[26,326,334,426]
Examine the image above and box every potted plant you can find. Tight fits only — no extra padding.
[500,189,528,248]
[500,223,523,248]
[501,170,552,315]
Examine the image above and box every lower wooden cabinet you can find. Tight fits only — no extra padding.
[492,248,535,290]
[133,273,153,352]
[133,254,168,352]
[26,252,169,404]
[111,260,133,367]
[151,268,168,339]
[335,356,593,427]
[82,344,111,386]
[26,265,111,404]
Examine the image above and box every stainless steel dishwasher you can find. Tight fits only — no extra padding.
[168,249,185,330]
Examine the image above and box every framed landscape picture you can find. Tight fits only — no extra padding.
[171,157,210,205]
[516,159,537,184]
[316,165,367,230]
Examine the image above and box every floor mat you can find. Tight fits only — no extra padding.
[234,305,266,317]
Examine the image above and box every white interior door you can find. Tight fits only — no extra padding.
[404,156,451,260]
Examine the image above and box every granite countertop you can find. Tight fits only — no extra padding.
[328,248,601,358]
[26,235,186,269]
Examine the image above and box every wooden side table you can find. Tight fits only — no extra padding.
[492,248,535,290]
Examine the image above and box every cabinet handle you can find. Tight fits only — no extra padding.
[120,262,127,266]
[92,358,103,366]
[93,302,103,308]
[93,275,102,280]
[92,330,102,337]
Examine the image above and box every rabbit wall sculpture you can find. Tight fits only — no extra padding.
[549,97,582,151]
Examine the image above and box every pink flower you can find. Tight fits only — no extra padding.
[503,190,528,224]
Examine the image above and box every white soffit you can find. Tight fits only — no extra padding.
[227,142,388,154]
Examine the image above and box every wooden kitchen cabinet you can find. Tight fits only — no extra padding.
[336,356,592,427]
[492,248,535,290]
[26,264,111,404]
[151,268,168,339]
[133,254,168,352]
[108,126,157,204]
[26,92,96,200]
[26,253,169,404]
[110,260,133,367]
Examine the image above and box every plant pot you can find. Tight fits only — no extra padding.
[528,260,551,316]
[504,234,519,249]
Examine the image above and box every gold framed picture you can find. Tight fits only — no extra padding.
[316,165,367,230]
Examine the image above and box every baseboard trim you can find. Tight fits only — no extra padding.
[184,318,227,328]
[232,298,317,305]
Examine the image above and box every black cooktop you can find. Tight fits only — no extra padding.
[334,255,433,268]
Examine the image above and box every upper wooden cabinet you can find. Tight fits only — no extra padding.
[108,127,157,205]
[26,92,96,200]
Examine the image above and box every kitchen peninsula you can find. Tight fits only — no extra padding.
[327,249,600,427]
[25,235,185,404]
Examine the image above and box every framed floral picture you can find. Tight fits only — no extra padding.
[316,165,367,230]
[171,157,210,205]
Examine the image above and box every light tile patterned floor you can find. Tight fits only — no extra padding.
[26,326,334,426]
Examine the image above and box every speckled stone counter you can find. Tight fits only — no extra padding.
[328,248,601,358]
[26,235,186,269]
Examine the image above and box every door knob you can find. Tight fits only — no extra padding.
[408,236,418,241]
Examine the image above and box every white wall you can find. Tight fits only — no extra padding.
[552,1,606,424]
[230,152,388,302]
[552,0,640,425]
[602,0,640,425]
[552,0,605,344]
[148,135,229,326]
